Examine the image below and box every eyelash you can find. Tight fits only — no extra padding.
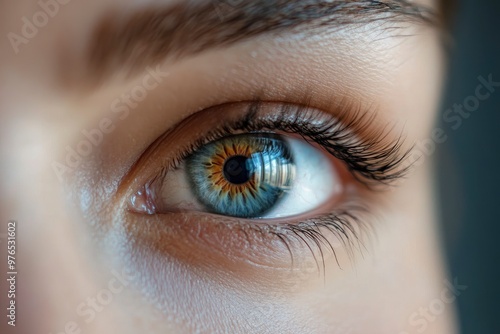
[250,204,371,272]
[159,99,410,186]
[139,99,409,267]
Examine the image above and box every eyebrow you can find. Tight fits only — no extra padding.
[86,0,438,83]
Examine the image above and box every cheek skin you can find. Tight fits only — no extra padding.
[111,235,313,334]
[0,128,117,334]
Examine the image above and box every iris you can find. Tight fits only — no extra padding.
[186,134,296,218]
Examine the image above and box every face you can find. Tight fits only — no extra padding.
[0,0,457,333]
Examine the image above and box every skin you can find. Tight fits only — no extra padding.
[0,0,458,333]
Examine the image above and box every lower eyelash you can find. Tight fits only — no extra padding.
[221,202,372,272]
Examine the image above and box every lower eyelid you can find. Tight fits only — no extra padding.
[124,199,371,277]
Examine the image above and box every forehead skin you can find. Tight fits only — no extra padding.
[0,1,455,334]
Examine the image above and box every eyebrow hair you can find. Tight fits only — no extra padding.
[86,0,438,83]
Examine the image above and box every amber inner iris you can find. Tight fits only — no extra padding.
[186,133,295,218]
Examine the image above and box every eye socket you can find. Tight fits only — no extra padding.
[136,133,342,219]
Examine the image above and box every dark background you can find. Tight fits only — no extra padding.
[438,0,500,333]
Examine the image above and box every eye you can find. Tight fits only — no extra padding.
[141,133,341,219]
[121,101,411,271]
[125,100,408,256]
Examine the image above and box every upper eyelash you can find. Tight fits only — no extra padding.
[165,99,410,188]
[253,101,411,186]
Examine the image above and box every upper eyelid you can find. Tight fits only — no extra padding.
[217,101,412,186]
[118,99,410,203]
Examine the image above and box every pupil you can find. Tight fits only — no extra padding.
[223,155,251,185]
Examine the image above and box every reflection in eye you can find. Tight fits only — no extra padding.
[185,133,340,218]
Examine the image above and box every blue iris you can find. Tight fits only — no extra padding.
[186,134,295,218]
